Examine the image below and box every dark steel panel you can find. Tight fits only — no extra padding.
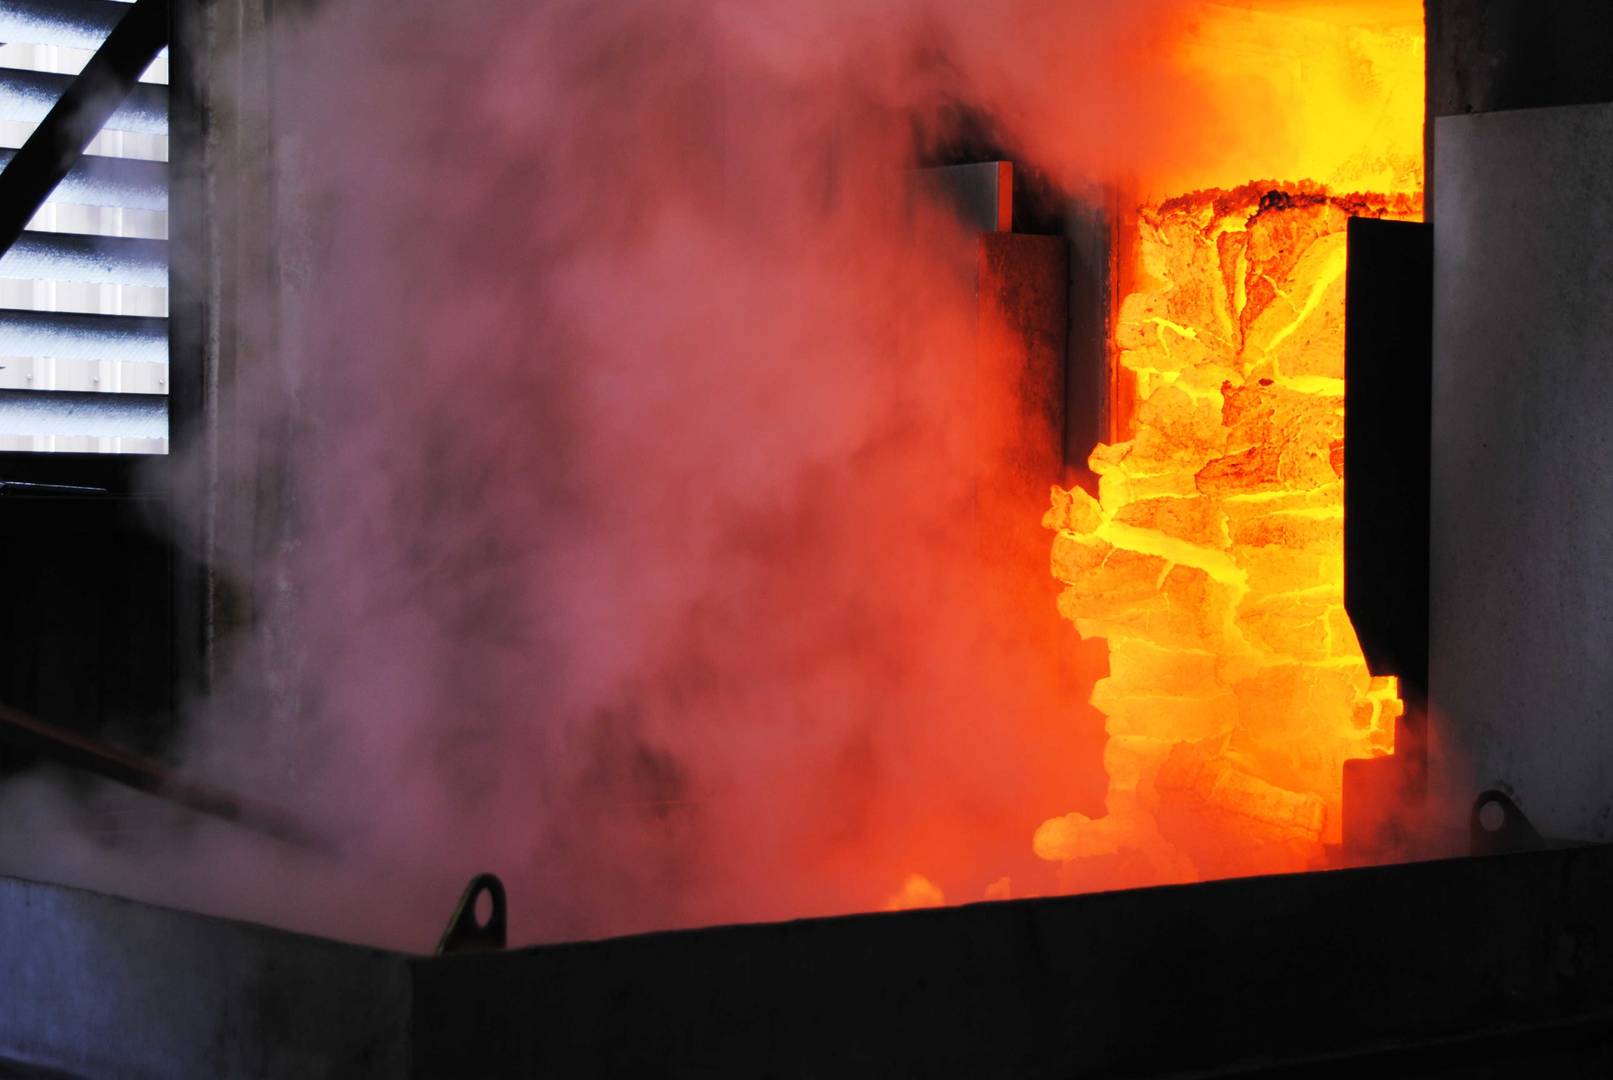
[1429,0,1613,118]
[0,474,173,762]
[163,0,206,702]
[1338,219,1433,858]
[409,844,1613,1077]
[977,231,1067,510]
[918,161,1012,234]
[6,843,1613,1076]
[0,875,410,1078]
[1060,190,1111,481]
[1343,217,1432,697]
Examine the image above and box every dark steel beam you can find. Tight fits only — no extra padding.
[0,0,169,257]
[0,701,330,852]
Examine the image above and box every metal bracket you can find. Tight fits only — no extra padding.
[1471,789,1544,857]
[436,872,507,955]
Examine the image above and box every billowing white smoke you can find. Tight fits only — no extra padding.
[0,0,1219,949]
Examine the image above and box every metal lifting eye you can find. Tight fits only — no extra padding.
[436,872,508,955]
[1470,790,1543,857]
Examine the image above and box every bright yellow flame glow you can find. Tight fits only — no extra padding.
[1154,2,1425,198]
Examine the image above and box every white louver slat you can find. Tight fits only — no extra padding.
[0,1,128,51]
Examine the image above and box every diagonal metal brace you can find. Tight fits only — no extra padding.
[0,0,170,257]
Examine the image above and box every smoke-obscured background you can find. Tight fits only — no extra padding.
[0,0,1251,949]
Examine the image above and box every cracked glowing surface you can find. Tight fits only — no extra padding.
[1023,0,1426,890]
[1038,185,1417,886]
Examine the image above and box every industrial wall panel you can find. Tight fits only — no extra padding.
[1430,102,1613,842]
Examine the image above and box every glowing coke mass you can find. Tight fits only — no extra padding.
[1033,2,1424,888]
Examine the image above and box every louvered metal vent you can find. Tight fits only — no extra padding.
[0,0,168,453]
